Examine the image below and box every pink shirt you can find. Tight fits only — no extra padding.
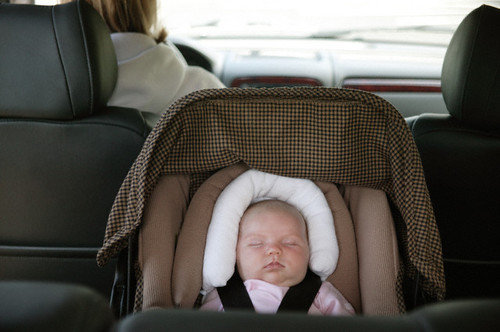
[200,279,355,316]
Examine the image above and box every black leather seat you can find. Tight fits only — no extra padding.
[407,5,500,299]
[0,281,113,332]
[116,300,500,332]
[0,0,147,298]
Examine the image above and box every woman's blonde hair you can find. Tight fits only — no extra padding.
[63,0,167,43]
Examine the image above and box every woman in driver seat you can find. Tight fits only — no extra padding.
[70,0,225,126]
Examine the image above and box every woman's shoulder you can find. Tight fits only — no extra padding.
[183,66,225,89]
[111,33,184,64]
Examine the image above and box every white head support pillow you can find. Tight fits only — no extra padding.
[202,169,338,292]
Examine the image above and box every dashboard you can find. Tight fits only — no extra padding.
[170,36,449,118]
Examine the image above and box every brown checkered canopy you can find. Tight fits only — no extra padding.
[97,87,445,306]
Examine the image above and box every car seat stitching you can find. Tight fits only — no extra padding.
[413,127,500,139]
[410,116,419,134]
[411,272,420,309]
[76,1,94,115]
[51,6,76,118]
[0,119,147,137]
[460,6,484,124]
[0,245,100,258]
[444,258,500,265]
[484,63,500,120]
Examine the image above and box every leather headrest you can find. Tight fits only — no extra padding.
[0,0,117,120]
[441,5,500,130]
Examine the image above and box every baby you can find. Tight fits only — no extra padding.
[201,199,354,315]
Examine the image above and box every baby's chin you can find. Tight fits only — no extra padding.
[258,271,305,287]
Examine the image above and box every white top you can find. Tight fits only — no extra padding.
[107,32,224,118]
[200,279,355,316]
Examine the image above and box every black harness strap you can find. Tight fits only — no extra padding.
[216,270,255,311]
[277,269,322,313]
[216,269,322,313]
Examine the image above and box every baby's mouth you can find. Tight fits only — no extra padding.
[264,261,284,269]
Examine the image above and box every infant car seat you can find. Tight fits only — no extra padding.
[96,87,445,316]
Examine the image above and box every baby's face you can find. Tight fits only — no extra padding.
[236,203,309,287]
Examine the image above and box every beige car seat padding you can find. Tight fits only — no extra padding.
[315,182,361,313]
[139,165,399,315]
[138,174,190,309]
[343,185,400,315]
[172,164,250,308]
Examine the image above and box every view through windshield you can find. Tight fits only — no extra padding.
[35,0,500,45]
[158,0,500,44]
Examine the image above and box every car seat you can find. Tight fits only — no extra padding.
[97,87,445,316]
[0,0,147,299]
[407,5,500,299]
[171,165,395,315]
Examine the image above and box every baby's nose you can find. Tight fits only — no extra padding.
[266,244,281,255]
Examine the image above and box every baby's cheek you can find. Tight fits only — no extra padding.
[296,249,310,267]
[238,249,258,269]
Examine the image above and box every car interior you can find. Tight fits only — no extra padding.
[0,0,499,331]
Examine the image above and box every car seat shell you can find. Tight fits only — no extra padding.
[97,87,445,313]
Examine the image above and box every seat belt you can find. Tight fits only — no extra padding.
[216,269,255,311]
[216,269,322,313]
[277,269,322,312]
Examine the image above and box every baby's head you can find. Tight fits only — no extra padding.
[236,200,310,287]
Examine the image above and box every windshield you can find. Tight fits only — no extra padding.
[35,0,500,45]
[159,0,500,45]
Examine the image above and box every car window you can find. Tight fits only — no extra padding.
[36,0,500,46]
[158,0,500,46]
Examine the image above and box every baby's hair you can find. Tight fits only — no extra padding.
[241,200,308,236]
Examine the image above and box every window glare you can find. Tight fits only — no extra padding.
[35,0,56,4]
[160,0,499,44]
[34,0,500,43]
